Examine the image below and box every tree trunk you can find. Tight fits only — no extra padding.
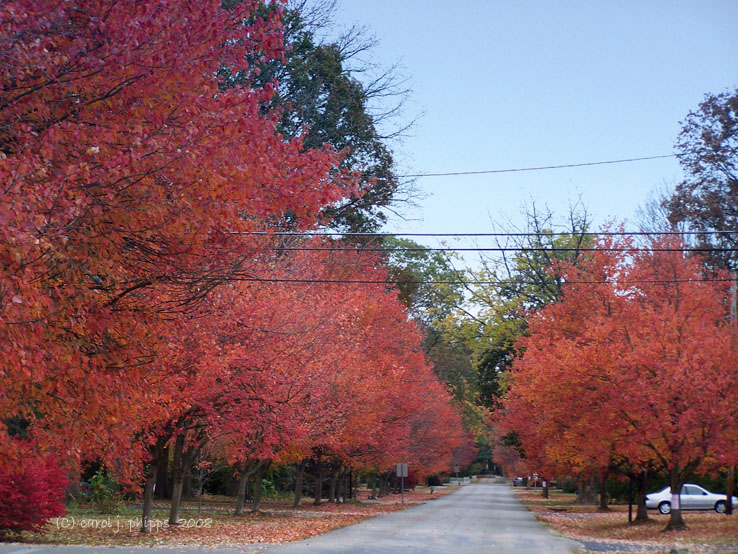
[314,460,324,505]
[575,472,598,505]
[168,434,185,525]
[370,474,377,499]
[665,469,687,531]
[228,465,240,497]
[633,471,650,523]
[154,445,171,499]
[182,469,193,500]
[378,471,391,497]
[328,470,338,503]
[234,463,255,516]
[141,439,167,534]
[727,465,735,516]
[251,461,268,512]
[598,469,609,511]
[635,493,650,521]
[337,471,347,503]
[293,460,306,508]
[141,462,158,534]
[169,434,197,525]
[169,479,184,525]
[542,477,549,499]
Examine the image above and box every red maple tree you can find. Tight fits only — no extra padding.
[1,0,353,479]
[502,236,738,529]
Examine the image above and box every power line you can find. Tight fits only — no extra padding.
[397,154,677,178]
[256,246,738,254]
[246,230,737,238]
[247,277,736,286]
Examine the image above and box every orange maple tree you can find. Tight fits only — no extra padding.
[503,236,738,529]
[131,242,469,515]
[205,244,470,496]
[1,3,473,532]
[0,0,353,475]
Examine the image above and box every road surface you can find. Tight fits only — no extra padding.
[257,480,580,554]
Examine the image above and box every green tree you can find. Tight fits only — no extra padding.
[380,237,487,448]
[666,88,738,270]
[223,0,413,232]
[461,205,593,408]
[380,237,474,395]
[383,237,464,324]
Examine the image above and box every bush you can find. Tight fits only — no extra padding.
[260,477,276,497]
[427,475,442,487]
[0,446,67,535]
[558,476,578,494]
[88,470,121,513]
[467,463,484,476]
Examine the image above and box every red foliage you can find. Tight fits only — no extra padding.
[0,441,67,534]
[0,0,469,493]
[501,235,738,482]
[0,0,352,479]
[155,243,469,478]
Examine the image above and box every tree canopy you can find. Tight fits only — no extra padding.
[0,1,468,517]
[225,0,412,232]
[502,236,738,530]
[666,88,738,270]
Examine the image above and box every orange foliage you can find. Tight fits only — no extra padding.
[502,236,738,480]
[0,0,351,475]
[0,0,469,486]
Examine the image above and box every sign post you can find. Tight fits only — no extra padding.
[396,463,408,504]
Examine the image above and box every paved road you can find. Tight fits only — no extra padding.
[256,481,580,554]
[0,482,580,554]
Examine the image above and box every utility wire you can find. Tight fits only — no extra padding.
[248,277,736,286]
[245,230,737,238]
[254,246,738,253]
[397,154,677,178]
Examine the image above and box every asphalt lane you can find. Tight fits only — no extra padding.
[257,480,581,554]
[0,481,581,554]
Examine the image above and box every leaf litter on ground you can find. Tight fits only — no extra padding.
[5,486,458,547]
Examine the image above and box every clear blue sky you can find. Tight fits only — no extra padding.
[331,1,738,260]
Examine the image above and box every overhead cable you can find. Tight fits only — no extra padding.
[253,246,738,254]
[245,230,737,238]
[397,154,677,178]
[246,277,736,286]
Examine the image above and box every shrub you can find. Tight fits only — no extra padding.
[259,477,276,497]
[427,474,442,487]
[88,470,121,514]
[0,445,67,535]
[558,476,578,494]
[467,463,484,476]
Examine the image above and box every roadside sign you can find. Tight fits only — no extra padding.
[396,463,408,504]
